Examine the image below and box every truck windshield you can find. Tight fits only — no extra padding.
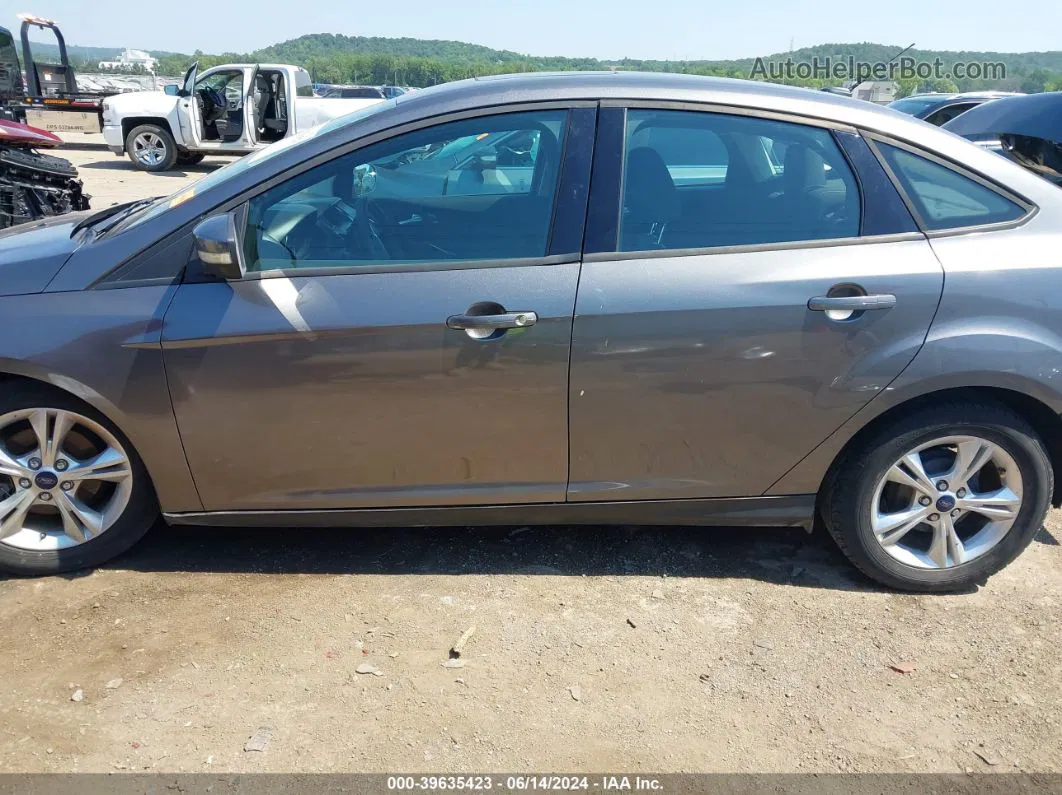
[112,99,398,235]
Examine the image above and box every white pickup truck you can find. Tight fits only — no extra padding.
[102,62,384,171]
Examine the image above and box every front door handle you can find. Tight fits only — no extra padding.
[808,294,896,312]
[446,311,538,331]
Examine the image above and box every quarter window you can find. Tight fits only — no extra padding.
[877,143,1027,230]
[242,109,568,272]
[619,110,860,252]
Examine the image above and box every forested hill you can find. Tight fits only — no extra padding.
[27,34,1062,94]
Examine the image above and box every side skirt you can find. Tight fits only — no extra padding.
[163,495,816,530]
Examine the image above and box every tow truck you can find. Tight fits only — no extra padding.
[0,14,117,135]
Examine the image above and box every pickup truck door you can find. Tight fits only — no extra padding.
[245,65,260,145]
[176,61,200,147]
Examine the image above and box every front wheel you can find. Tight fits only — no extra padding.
[125,123,178,172]
[824,401,1052,592]
[0,385,158,576]
[176,152,205,166]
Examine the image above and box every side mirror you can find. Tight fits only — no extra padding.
[192,212,245,280]
[164,84,179,96]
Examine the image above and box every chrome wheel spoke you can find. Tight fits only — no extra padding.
[0,446,24,479]
[886,454,936,496]
[27,408,49,461]
[48,411,75,466]
[944,514,967,566]
[927,518,949,568]
[0,490,34,540]
[56,492,100,542]
[21,408,76,466]
[872,505,928,546]
[65,447,131,483]
[962,487,1021,523]
[949,439,995,490]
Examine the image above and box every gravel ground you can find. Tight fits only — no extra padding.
[0,139,1059,774]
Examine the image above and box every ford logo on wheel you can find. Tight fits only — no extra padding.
[34,471,59,490]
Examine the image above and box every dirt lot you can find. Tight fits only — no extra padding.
[0,138,1060,775]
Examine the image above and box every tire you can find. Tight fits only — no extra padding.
[176,152,205,166]
[124,123,178,172]
[824,401,1052,592]
[0,383,158,576]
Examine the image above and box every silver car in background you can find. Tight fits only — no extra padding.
[0,72,1060,592]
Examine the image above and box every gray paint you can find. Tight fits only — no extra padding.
[161,264,578,509]
[0,286,202,511]
[569,239,944,500]
[769,221,1062,496]
[0,213,85,296]
[0,71,1060,524]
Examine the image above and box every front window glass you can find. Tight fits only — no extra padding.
[196,71,243,105]
[619,109,860,252]
[242,109,568,272]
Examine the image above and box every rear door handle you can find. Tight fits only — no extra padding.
[807,294,896,311]
[446,311,538,331]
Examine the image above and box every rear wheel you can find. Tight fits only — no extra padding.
[825,402,1052,592]
[0,385,158,575]
[125,124,178,172]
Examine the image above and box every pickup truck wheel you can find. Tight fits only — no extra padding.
[176,152,205,166]
[125,124,178,172]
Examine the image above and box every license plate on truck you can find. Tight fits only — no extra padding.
[24,109,101,134]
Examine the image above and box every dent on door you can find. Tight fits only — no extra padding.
[567,238,945,501]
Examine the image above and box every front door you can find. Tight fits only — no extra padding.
[568,107,945,501]
[162,107,592,511]
[185,67,251,150]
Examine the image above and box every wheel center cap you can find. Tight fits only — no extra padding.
[936,494,956,512]
[34,471,58,490]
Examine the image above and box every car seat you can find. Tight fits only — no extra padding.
[622,147,682,249]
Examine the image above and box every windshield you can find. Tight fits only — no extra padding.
[114,99,398,234]
[888,97,948,115]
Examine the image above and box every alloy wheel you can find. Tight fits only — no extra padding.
[133,132,167,167]
[0,408,133,551]
[870,435,1023,569]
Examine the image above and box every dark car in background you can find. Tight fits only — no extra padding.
[887,91,1020,126]
[322,86,386,99]
[944,91,1062,185]
[0,72,1060,592]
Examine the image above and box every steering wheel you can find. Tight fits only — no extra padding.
[353,196,389,260]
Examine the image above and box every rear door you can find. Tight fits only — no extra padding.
[567,105,944,502]
[162,105,595,511]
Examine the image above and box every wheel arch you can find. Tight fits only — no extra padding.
[121,116,174,145]
[815,385,1062,510]
[0,368,161,495]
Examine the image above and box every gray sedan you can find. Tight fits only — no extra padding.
[0,72,1059,592]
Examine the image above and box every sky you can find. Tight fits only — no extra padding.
[8,0,1062,60]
